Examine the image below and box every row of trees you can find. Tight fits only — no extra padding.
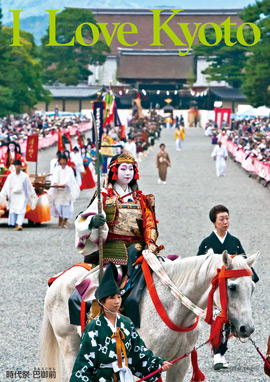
[193,1,270,107]
[0,7,51,116]
[0,7,109,117]
[1,3,270,116]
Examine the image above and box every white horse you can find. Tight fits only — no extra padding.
[40,250,258,382]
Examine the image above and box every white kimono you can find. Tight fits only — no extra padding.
[0,171,37,225]
[211,145,228,177]
[49,165,80,218]
[49,158,59,181]
[70,152,84,187]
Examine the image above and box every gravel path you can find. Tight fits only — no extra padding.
[0,127,269,382]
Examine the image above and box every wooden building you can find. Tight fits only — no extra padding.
[36,8,248,112]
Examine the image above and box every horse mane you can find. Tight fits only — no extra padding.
[164,250,250,287]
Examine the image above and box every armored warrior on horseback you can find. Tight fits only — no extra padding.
[75,151,159,275]
[41,151,259,382]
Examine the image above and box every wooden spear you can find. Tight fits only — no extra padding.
[91,111,104,281]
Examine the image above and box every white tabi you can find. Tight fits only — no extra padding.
[70,151,84,187]
[49,166,80,219]
[211,144,228,177]
[0,171,37,226]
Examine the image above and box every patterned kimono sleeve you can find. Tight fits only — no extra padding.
[75,195,109,256]
[70,324,98,382]
[127,321,165,381]
[141,196,158,252]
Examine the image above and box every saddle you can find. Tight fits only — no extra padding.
[68,243,145,328]
[68,261,146,328]
[68,253,179,330]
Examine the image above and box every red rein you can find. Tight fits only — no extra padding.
[135,259,253,382]
[205,265,253,349]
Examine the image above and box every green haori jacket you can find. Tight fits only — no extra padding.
[70,313,165,382]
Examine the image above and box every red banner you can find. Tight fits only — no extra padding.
[214,108,231,129]
[25,134,39,162]
[76,129,83,148]
[65,131,73,152]
[58,129,65,151]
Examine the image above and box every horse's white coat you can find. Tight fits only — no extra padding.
[40,251,258,382]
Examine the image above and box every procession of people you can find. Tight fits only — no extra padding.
[1,101,270,382]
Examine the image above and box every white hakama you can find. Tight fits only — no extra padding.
[0,172,37,226]
[49,166,80,219]
[211,145,228,177]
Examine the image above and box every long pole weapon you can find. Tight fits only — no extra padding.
[91,111,104,281]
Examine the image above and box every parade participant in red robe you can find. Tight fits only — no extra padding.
[80,146,96,190]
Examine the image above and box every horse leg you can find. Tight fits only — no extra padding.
[49,299,81,381]
[166,357,190,382]
[40,310,62,382]
[54,330,81,380]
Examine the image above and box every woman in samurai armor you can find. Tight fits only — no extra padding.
[75,151,159,276]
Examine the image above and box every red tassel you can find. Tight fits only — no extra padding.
[111,165,118,180]
[134,166,139,180]
[208,316,228,349]
[204,272,219,325]
[190,349,205,382]
[156,377,163,382]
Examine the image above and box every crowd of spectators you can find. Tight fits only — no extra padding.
[205,116,270,187]
[0,113,89,147]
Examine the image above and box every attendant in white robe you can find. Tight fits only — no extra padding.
[211,141,228,177]
[49,150,61,181]
[124,138,137,158]
[49,154,80,228]
[0,159,37,230]
[70,146,84,187]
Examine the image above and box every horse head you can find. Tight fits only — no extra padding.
[214,250,259,339]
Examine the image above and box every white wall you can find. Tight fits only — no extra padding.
[88,57,120,86]
[193,56,229,88]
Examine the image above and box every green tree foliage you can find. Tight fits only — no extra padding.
[39,9,110,85]
[0,6,13,115]
[193,3,270,107]
[192,26,253,89]
[0,6,51,116]
[240,2,270,107]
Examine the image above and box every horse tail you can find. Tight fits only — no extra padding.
[40,309,62,382]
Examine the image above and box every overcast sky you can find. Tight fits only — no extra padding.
[3,0,256,24]
[144,0,254,8]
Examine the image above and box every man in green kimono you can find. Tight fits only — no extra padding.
[70,263,172,382]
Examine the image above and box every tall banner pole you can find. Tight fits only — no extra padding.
[91,112,104,281]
